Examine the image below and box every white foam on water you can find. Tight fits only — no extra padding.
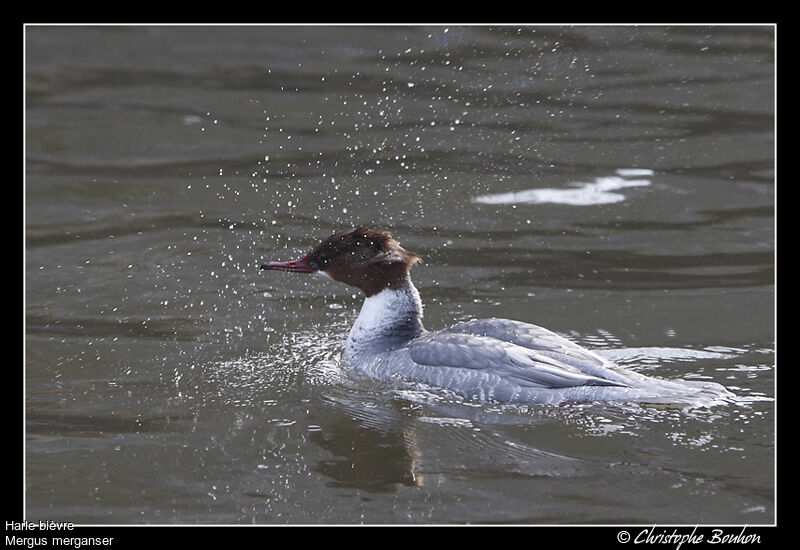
[472,171,653,206]
[418,416,474,428]
[598,346,740,363]
[615,168,654,176]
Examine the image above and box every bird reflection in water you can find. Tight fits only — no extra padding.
[308,395,424,493]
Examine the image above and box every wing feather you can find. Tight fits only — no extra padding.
[441,318,645,385]
[409,332,629,389]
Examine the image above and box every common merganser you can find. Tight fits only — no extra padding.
[260,227,731,406]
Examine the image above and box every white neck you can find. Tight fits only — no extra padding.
[345,281,425,358]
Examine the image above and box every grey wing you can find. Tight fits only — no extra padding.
[441,318,645,385]
[408,332,630,389]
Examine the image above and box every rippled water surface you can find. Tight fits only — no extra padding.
[25,25,774,524]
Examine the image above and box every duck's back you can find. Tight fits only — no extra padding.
[351,317,731,406]
[441,318,649,385]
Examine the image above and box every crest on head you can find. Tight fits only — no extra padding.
[308,226,421,295]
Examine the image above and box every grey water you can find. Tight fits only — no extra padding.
[25,25,774,524]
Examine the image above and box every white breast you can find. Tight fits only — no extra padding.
[345,285,424,360]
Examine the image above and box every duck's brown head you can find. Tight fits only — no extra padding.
[260,227,421,296]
